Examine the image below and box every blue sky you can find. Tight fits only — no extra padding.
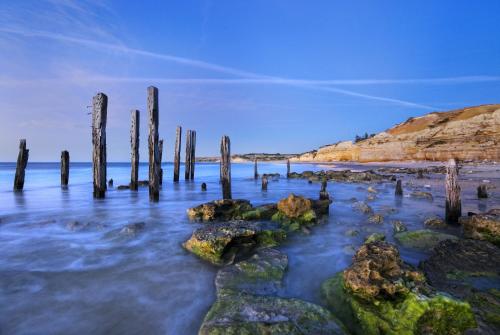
[1,0,499,161]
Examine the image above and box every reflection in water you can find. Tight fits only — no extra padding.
[0,162,498,334]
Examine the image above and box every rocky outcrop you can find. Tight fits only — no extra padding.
[288,169,393,183]
[271,194,331,231]
[394,229,457,250]
[460,211,500,246]
[292,104,500,162]
[187,199,254,222]
[321,241,477,334]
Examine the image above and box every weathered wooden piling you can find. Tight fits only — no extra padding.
[287,159,291,178]
[477,184,488,199]
[92,93,107,198]
[130,110,140,191]
[159,139,164,185]
[60,150,69,186]
[185,130,192,180]
[190,130,196,180]
[417,169,424,179]
[147,86,160,201]
[395,179,403,196]
[445,158,461,224]
[201,182,207,191]
[262,176,268,191]
[108,178,113,187]
[254,159,258,179]
[173,126,182,182]
[319,178,330,200]
[13,139,29,191]
[220,135,232,199]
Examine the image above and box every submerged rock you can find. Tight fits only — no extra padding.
[187,199,253,222]
[288,169,393,183]
[367,186,378,193]
[182,222,285,265]
[424,216,446,228]
[119,222,145,236]
[199,291,345,335]
[394,229,458,250]
[215,248,287,296]
[368,214,384,224]
[460,212,500,246]
[352,201,374,215]
[321,241,477,335]
[392,220,408,233]
[410,191,434,201]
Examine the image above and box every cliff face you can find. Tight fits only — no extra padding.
[293,104,500,162]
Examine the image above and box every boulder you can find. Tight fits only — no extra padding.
[119,222,145,236]
[241,204,278,221]
[277,194,312,218]
[424,216,446,228]
[187,199,253,222]
[460,212,500,246]
[199,291,345,335]
[394,229,458,250]
[272,194,330,231]
[215,248,287,296]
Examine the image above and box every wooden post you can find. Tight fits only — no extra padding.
[92,93,107,198]
[254,158,258,179]
[130,110,140,191]
[445,158,461,224]
[13,139,29,191]
[159,139,164,185]
[190,130,196,180]
[201,182,207,191]
[173,126,182,182]
[220,135,232,199]
[60,150,69,186]
[417,169,424,179]
[261,176,268,191]
[286,159,291,178]
[319,178,330,200]
[477,184,488,199]
[395,179,403,196]
[147,86,160,202]
[185,130,192,180]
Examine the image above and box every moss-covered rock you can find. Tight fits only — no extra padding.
[199,291,345,335]
[215,248,287,296]
[460,212,500,246]
[364,233,385,244]
[270,194,330,231]
[187,199,254,222]
[277,194,313,218]
[394,229,457,250]
[240,204,278,221]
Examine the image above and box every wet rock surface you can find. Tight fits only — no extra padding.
[352,201,373,214]
[187,199,254,222]
[460,211,500,246]
[424,216,446,228]
[394,229,458,250]
[288,169,393,183]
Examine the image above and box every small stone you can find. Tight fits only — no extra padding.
[392,220,408,233]
[367,186,378,193]
[345,229,360,237]
[120,222,145,236]
[410,191,434,200]
[368,214,384,224]
[424,216,446,228]
[353,201,374,214]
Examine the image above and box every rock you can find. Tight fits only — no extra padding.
[345,229,360,237]
[215,248,287,296]
[392,220,408,233]
[311,199,331,216]
[187,199,253,222]
[368,214,384,224]
[424,216,446,228]
[394,229,458,250]
[117,185,130,190]
[322,241,477,334]
[108,178,113,187]
[262,173,280,180]
[272,195,330,230]
[421,239,500,333]
[460,213,500,246]
[119,222,145,236]
[367,186,377,193]
[366,194,376,201]
[183,222,285,265]
[241,204,278,221]
[199,291,345,335]
[364,233,385,244]
[277,194,312,218]
[288,169,393,183]
[352,201,373,215]
[410,191,434,201]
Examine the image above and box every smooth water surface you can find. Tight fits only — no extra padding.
[1,162,499,334]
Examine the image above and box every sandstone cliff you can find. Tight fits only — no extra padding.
[292,104,500,162]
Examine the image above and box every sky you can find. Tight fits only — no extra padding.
[1,0,500,162]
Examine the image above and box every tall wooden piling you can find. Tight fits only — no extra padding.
[61,150,69,186]
[190,130,196,180]
[13,139,29,191]
[395,179,403,196]
[159,139,164,185]
[445,158,461,224]
[147,86,160,201]
[173,126,182,182]
[254,159,258,179]
[287,159,291,178]
[185,130,192,180]
[130,110,140,191]
[92,93,107,198]
[220,135,232,199]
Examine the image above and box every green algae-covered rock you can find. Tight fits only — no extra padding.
[364,233,385,244]
[215,248,287,296]
[183,222,284,265]
[240,204,278,221]
[322,273,476,335]
[199,291,345,335]
[187,199,254,222]
[460,212,500,246]
[270,194,331,231]
[394,229,457,250]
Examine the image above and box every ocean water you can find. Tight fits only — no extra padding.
[0,161,498,334]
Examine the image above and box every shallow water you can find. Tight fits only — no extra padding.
[0,162,499,334]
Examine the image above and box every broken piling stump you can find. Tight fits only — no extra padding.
[13,139,29,191]
[147,86,160,202]
[477,184,488,199]
[201,182,207,191]
[130,110,140,191]
[60,150,69,186]
[445,158,461,224]
[92,93,107,198]
[262,176,268,191]
[286,159,291,178]
[319,178,330,200]
[395,179,403,196]
[220,135,232,199]
[173,126,182,182]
